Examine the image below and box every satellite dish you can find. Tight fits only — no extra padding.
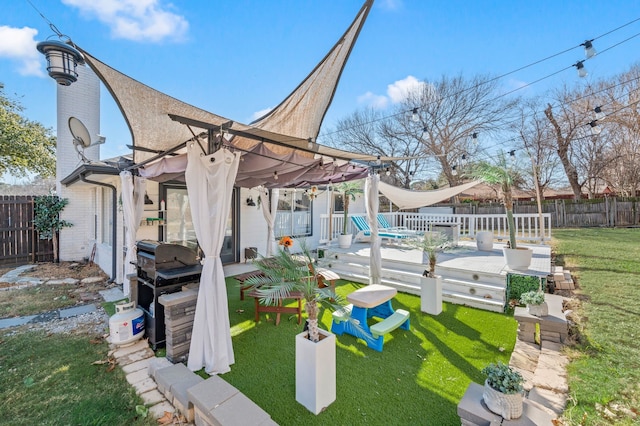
[68,117,91,149]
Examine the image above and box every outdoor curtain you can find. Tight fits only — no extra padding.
[185,143,240,375]
[120,170,145,296]
[378,181,481,210]
[366,174,381,285]
[259,186,279,258]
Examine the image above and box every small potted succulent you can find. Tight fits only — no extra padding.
[520,290,548,317]
[481,361,524,420]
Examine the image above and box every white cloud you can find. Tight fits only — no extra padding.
[357,75,426,110]
[357,91,388,109]
[251,107,273,122]
[379,0,403,11]
[61,0,189,43]
[0,26,45,77]
[387,75,425,103]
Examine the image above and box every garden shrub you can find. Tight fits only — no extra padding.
[507,274,543,302]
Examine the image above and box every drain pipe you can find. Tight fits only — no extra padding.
[80,174,118,284]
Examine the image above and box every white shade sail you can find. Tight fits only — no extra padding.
[378,181,481,210]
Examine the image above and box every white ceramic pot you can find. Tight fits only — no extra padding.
[503,247,533,270]
[420,275,443,315]
[295,329,336,415]
[482,380,523,420]
[337,233,352,248]
[527,301,548,317]
[476,231,494,251]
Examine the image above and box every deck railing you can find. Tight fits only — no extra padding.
[318,212,552,244]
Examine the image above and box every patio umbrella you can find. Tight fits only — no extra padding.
[185,143,240,374]
[120,170,145,295]
[259,186,279,257]
[366,174,381,285]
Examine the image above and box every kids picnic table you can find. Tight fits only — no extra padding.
[331,284,410,352]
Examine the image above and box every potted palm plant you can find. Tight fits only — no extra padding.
[471,152,532,270]
[245,241,346,415]
[481,361,524,420]
[520,290,548,317]
[410,231,450,315]
[334,180,362,248]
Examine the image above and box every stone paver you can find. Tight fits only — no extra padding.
[148,401,175,419]
[46,278,79,285]
[126,368,151,386]
[0,265,36,282]
[81,276,106,284]
[528,387,567,416]
[139,389,166,406]
[59,304,96,318]
[0,315,37,329]
[131,376,158,395]
[121,357,152,374]
[99,287,125,302]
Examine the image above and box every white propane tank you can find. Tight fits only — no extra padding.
[109,301,145,347]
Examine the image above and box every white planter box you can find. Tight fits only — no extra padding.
[337,234,352,248]
[420,275,443,315]
[503,247,532,271]
[476,231,494,251]
[295,329,336,414]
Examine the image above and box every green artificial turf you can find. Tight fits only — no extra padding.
[222,278,517,425]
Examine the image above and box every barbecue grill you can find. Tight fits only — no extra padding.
[136,240,202,349]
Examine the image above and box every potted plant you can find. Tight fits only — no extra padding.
[410,231,450,315]
[334,180,362,248]
[520,290,548,317]
[245,241,346,415]
[471,152,532,270]
[481,361,524,420]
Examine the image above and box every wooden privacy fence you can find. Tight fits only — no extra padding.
[448,197,640,228]
[0,195,54,266]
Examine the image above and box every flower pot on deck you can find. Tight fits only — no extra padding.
[295,329,336,414]
[476,231,494,251]
[337,233,352,249]
[502,247,532,271]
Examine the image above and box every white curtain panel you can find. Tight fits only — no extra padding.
[185,143,240,375]
[120,171,145,296]
[365,174,381,285]
[259,186,279,257]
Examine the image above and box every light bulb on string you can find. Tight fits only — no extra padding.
[411,108,419,122]
[385,167,390,176]
[594,106,605,120]
[582,40,596,59]
[574,61,587,78]
[589,120,601,135]
[376,155,381,165]
[452,165,457,176]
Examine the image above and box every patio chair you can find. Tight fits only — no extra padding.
[351,215,411,243]
[376,214,423,236]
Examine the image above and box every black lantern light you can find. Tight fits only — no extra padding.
[36,39,85,86]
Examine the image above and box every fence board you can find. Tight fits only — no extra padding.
[0,196,54,266]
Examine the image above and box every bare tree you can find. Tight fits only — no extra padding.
[323,107,425,188]
[395,74,520,186]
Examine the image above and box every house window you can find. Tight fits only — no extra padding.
[275,190,312,238]
[101,187,113,246]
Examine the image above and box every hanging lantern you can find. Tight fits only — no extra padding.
[36,40,85,86]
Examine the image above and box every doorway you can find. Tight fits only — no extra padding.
[160,184,239,264]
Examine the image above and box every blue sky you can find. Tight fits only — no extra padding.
[2,0,640,182]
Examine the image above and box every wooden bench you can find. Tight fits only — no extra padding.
[234,270,266,301]
[247,289,304,326]
[235,266,339,300]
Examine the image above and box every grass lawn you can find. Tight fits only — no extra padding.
[0,330,156,426]
[221,279,517,425]
[553,228,640,425]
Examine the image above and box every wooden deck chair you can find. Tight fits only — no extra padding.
[351,215,411,243]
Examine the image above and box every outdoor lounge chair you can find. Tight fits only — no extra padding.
[351,215,411,243]
[376,214,423,236]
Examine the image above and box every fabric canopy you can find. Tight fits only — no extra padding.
[120,171,145,295]
[378,181,482,210]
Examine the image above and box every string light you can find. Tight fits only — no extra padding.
[589,120,602,135]
[385,167,391,176]
[594,106,605,120]
[273,171,278,180]
[581,40,596,59]
[574,61,587,78]
[307,137,314,149]
[452,165,457,176]
[376,155,381,165]
[411,108,419,122]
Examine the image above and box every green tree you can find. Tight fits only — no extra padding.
[0,84,56,179]
[34,195,73,262]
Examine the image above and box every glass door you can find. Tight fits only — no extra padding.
[161,184,238,264]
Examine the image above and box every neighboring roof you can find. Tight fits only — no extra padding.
[77,0,379,188]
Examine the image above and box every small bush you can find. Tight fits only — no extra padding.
[482,361,524,394]
[507,274,541,301]
[520,291,545,305]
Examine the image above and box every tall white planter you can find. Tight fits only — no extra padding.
[476,231,494,251]
[295,329,336,415]
[503,247,532,270]
[420,275,443,315]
